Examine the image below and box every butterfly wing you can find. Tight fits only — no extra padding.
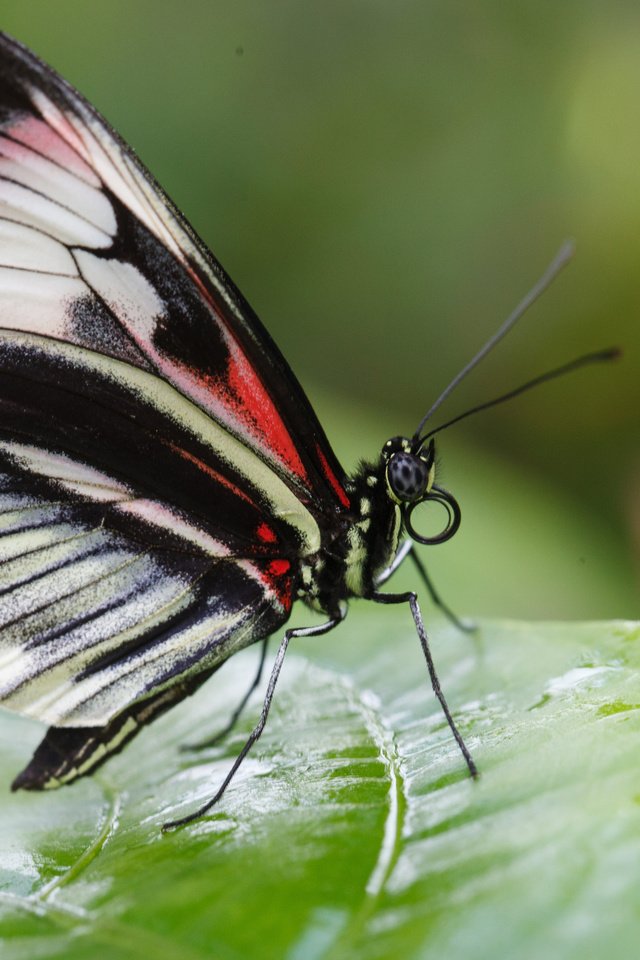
[0,33,350,788]
[0,352,294,785]
[11,667,223,790]
[0,32,351,512]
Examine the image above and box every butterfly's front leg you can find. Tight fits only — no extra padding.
[376,539,475,634]
[407,548,476,633]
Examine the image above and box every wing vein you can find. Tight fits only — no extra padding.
[0,548,152,633]
[0,261,76,278]
[0,211,82,250]
[0,173,111,238]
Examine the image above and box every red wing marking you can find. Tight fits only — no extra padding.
[257,522,278,544]
[316,445,350,510]
[183,266,309,483]
[246,558,294,612]
[268,558,293,611]
[178,358,307,481]
[163,441,256,506]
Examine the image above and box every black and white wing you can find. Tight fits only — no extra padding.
[0,32,354,789]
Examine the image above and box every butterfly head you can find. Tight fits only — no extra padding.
[382,436,461,545]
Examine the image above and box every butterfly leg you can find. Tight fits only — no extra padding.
[162,613,344,831]
[372,589,478,779]
[408,548,477,634]
[375,538,413,585]
[181,637,269,751]
[377,539,475,633]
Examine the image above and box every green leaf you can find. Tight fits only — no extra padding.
[1,618,639,960]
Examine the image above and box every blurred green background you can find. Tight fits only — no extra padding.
[3,0,638,617]
[1,8,640,959]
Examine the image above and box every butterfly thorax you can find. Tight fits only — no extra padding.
[296,433,450,615]
[298,461,402,614]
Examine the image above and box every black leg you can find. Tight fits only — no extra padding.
[376,540,475,634]
[181,637,269,751]
[163,613,344,831]
[372,589,478,779]
[409,548,477,634]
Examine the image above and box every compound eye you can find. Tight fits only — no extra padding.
[386,452,429,502]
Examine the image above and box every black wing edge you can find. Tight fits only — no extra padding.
[11,663,221,791]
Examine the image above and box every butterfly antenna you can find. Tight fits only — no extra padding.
[419,347,620,443]
[412,240,575,443]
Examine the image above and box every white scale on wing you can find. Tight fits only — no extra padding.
[0,441,286,727]
[0,177,113,248]
[0,523,91,563]
[0,527,117,595]
[0,441,234,559]
[0,552,206,724]
[28,86,245,325]
[1,556,271,728]
[50,586,274,728]
[0,545,139,632]
[0,123,113,334]
[0,219,77,273]
[73,249,164,348]
[0,441,133,501]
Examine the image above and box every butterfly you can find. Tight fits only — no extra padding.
[0,33,615,830]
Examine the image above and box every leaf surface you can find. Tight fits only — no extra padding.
[1,618,639,960]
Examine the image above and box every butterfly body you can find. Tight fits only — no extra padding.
[299,465,402,611]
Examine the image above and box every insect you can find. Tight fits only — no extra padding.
[0,33,616,830]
